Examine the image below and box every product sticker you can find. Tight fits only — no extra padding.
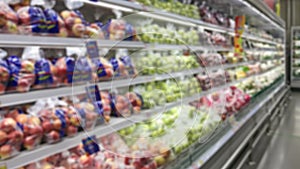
[82,135,100,155]
[65,56,75,83]
[92,58,107,77]
[55,109,67,137]
[28,6,47,33]
[7,56,21,87]
[34,58,53,85]
[110,57,120,76]
[86,40,99,58]
[44,8,59,33]
[85,85,104,116]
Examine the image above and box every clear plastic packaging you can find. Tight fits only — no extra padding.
[110,93,133,117]
[90,57,114,82]
[55,56,75,86]
[0,1,19,34]
[60,10,86,38]
[6,55,36,93]
[0,49,10,94]
[0,117,24,160]
[74,102,98,131]
[125,92,143,113]
[5,109,43,150]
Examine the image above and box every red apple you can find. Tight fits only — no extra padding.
[72,23,85,37]
[42,121,53,133]
[0,130,8,145]
[24,135,36,149]
[66,125,78,137]
[15,114,28,124]
[0,145,12,158]
[0,118,17,133]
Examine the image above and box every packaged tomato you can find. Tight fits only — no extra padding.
[0,2,18,34]
[0,117,24,160]
[17,6,47,34]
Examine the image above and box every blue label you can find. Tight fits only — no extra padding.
[74,57,92,82]
[44,9,59,33]
[34,58,53,85]
[109,58,120,76]
[85,85,104,116]
[82,135,100,155]
[0,59,10,84]
[7,56,21,87]
[65,57,75,83]
[86,41,99,58]
[28,7,47,33]
[135,92,144,107]
[109,93,119,117]
[55,109,66,137]
[92,58,107,78]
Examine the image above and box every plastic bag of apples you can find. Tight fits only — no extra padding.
[0,116,24,160]
[5,108,43,150]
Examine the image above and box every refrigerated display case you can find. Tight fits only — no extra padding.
[291,27,300,88]
[0,0,289,169]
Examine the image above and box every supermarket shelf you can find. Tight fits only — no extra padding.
[81,0,282,46]
[144,44,233,52]
[0,66,281,168]
[0,34,145,49]
[190,82,287,169]
[0,62,254,108]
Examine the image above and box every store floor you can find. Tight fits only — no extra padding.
[257,92,300,169]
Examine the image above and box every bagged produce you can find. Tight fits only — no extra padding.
[55,56,75,85]
[17,6,48,34]
[109,57,128,77]
[33,58,57,89]
[60,10,86,37]
[90,57,114,81]
[100,91,112,122]
[44,8,67,35]
[0,2,18,33]
[6,55,35,92]
[85,23,105,39]
[0,50,10,94]
[119,52,137,76]
[59,105,81,137]
[110,93,133,117]
[0,117,24,160]
[102,19,126,40]
[74,102,98,131]
[6,109,43,150]
[125,92,143,113]
[39,108,67,144]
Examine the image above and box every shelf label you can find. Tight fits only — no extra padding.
[86,40,99,58]
[82,135,100,155]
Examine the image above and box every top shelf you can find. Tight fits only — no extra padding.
[81,0,282,46]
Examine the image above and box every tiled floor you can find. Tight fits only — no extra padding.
[257,92,300,169]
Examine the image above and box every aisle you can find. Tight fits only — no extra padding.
[258,92,300,169]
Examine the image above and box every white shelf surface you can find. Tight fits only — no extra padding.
[0,61,253,108]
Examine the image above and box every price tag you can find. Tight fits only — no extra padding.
[85,85,104,116]
[82,135,100,155]
[86,40,99,58]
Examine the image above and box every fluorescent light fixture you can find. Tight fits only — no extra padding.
[138,11,197,27]
[81,0,134,12]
